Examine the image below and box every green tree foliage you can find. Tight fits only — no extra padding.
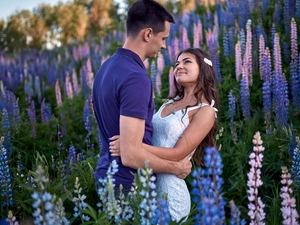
[55,2,89,44]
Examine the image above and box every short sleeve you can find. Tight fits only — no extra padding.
[119,73,152,119]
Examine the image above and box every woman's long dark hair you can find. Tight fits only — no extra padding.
[169,48,219,167]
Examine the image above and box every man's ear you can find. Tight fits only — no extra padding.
[143,28,152,42]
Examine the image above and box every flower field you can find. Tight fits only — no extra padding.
[0,0,300,224]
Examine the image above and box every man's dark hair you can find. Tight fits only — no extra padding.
[126,0,175,37]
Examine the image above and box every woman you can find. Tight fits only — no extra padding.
[110,48,219,222]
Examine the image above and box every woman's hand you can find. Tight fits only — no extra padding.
[109,135,120,156]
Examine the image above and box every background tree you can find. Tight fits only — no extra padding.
[55,2,89,44]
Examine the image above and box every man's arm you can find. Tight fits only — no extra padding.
[120,115,192,179]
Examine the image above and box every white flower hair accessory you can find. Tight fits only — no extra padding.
[204,58,213,66]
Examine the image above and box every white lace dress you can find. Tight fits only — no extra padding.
[152,99,217,222]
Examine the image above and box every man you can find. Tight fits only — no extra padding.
[92,0,192,195]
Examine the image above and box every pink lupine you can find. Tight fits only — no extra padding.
[273,33,283,76]
[55,80,63,107]
[291,18,298,61]
[72,69,80,96]
[235,41,243,80]
[182,26,190,49]
[168,67,174,96]
[259,35,265,80]
[86,58,94,89]
[65,72,73,99]
[193,22,199,48]
[280,166,299,225]
[245,19,253,86]
[157,53,165,75]
[247,131,266,225]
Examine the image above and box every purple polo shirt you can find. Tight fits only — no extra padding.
[92,48,154,188]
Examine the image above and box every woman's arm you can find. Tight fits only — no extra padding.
[110,106,216,161]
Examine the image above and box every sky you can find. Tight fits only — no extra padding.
[0,0,69,20]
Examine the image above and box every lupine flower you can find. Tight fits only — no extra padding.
[193,22,199,48]
[290,59,300,111]
[283,0,291,35]
[296,0,300,18]
[245,19,253,86]
[228,90,238,144]
[6,210,19,225]
[72,177,90,222]
[0,144,13,207]
[229,200,246,225]
[182,26,190,49]
[235,41,243,80]
[262,0,269,16]
[68,144,77,165]
[191,147,226,225]
[86,58,94,89]
[272,71,289,129]
[41,99,48,124]
[72,68,80,96]
[262,48,272,134]
[55,80,63,107]
[27,100,37,138]
[34,75,41,103]
[240,75,251,119]
[81,67,90,100]
[273,33,282,76]
[223,27,230,58]
[273,3,282,28]
[259,35,265,80]
[2,108,11,157]
[65,72,73,99]
[132,164,157,225]
[247,131,265,225]
[150,61,157,94]
[280,166,300,225]
[168,67,175,96]
[240,29,246,56]
[151,197,171,225]
[291,137,300,189]
[228,26,235,57]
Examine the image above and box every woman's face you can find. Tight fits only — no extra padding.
[174,52,199,86]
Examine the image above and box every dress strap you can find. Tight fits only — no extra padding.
[186,99,218,118]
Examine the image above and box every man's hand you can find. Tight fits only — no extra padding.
[175,153,193,179]
[109,135,120,156]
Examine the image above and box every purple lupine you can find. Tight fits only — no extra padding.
[290,59,300,111]
[81,67,90,100]
[280,166,300,225]
[65,72,73,99]
[27,100,36,138]
[41,99,48,124]
[235,41,243,80]
[151,197,171,225]
[55,80,63,107]
[240,72,251,119]
[191,147,226,225]
[291,18,298,61]
[223,27,230,58]
[150,61,157,94]
[296,0,300,18]
[228,26,235,57]
[283,41,290,63]
[272,71,289,129]
[273,3,282,28]
[34,75,41,103]
[0,144,13,207]
[228,90,238,144]
[262,0,269,16]
[247,131,265,225]
[262,48,272,134]
[259,35,265,80]
[68,144,77,165]
[229,200,246,225]
[291,138,300,188]
[284,0,291,35]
